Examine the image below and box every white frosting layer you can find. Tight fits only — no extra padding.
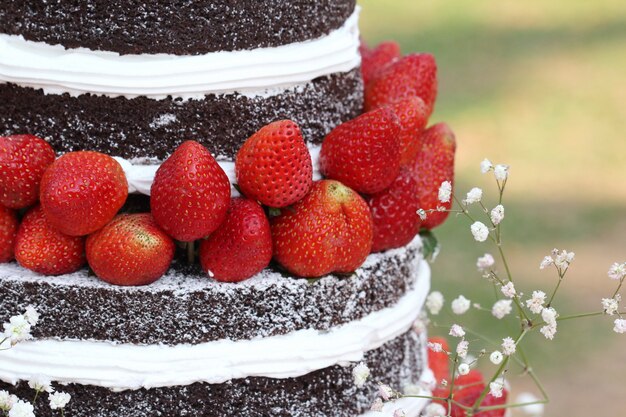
[0,261,430,391]
[0,10,360,100]
[115,144,322,196]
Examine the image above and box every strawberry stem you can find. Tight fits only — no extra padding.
[187,241,195,265]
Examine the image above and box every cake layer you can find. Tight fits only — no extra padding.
[0,236,424,345]
[0,330,426,417]
[0,69,363,160]
[0,0,356,55]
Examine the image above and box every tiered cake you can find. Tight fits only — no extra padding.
[0,1,435,416]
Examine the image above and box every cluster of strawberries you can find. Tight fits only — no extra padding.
[0,40,455,286]
[428,337,508,417]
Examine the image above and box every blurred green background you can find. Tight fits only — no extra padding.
[360,0,626,415]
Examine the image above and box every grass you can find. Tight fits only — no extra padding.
[359,0,626,415]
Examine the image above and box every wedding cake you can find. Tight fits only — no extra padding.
[0,1,445,416]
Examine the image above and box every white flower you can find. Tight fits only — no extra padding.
[438,181,452,203]
[477,253,495,271]
[413,318,428,335]
[608,262,626,280]
[370,398,384,412]
[424,403,447,417]
[0,391,17,411]
[470,221,489,242]
[378,384,394,401]
[539,256,554,270]
[426,291,445,315]
[494,164,509,181]
[464,187,483,205]
[526,291,546,314]
[516,392,545,416]
[540,324,557,340]
[458,363,470,376]
[456,339,469,359]
[489,381,504,398]
[490,205,504,225]
[602,297,619,315]
[541,307,558,326]
[2,315,32,345]
[492,299,513,319]
[428,342,444,353]
[490,351,503,365]
[501,337,516,355]
[23,306,39,327]
[554,250,575,270]
[449,324,466,338]
[8,400,35,417]
[28,376,54,393]
[393,409,406,417]
[49,392,71,410]
[613,319,626,334]
[441,379,448,387]
[501,282,516,298]
[352,362,370,388]
[417,209,428,221]
[480,159,493,174]
[451,295,471,315]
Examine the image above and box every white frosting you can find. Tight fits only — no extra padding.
[115,144,322,196]
[0,10,360,100]
[0,261,430,391]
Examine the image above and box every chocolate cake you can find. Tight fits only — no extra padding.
[0,2,435,416]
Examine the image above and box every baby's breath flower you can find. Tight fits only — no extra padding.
[8,400,35,417]
[526,291,546,314]
[613,319,626,334]
[490,351,504,365]
[494,164,509,181]
[489,381,504,398]
[352,362,370,388]
[471,221,489,242]
[0,391,17,411]
[378,384,394,401]
[554,250,575,270]
[449,324,466,338]
[425,403,447,417]
[539,256,554,270]
[49,392,71,410]
[23,306,39,327]
[426,291,445,315]
[438,181,452,203]
[492,299,513,319]
[28,377,54,393]
[477,253,495,271]
[417,209,428,221]
[2,315,32,346]
[541,307,558,326]
[501,337,516,355]
[516,392,545,416]
[393,409,406,417]
[458,363,470,376]
[451,295,471,315]
[456,339,469,359]
[602,297,619,315]
[480,159,493,174]
[490,205,505,225]
[370,398,384,412]
[441,379,448,387]
[540,323,557,340]
[501,282,516,298]
[608,262,626,280]
[413,318,427,335]
[428,342,444,353]
[464,187,483,205]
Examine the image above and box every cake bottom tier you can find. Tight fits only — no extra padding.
[0,329,426,417]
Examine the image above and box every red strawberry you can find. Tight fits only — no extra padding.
[366,166,421,252]
[413,123,456,230]
[389,97,430,165]
[151,141,231,242]
[236,120,312,208]
[199,198,272,282]
[428,336,451,385]
[0,134,55,209]
[360,40,401,87]
[365,53,438,117]
[319,107,401,195]
[86,213,175,286]
[0,206,19,263]
[40,151,128,236]
[451,370,508,417]
[14,205,85,275]
[271,180,373,277]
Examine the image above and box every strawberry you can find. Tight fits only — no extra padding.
[86,213,175,286]
[199,198,272,282]
[236,120,312,208]
[271,180,373,277]
[151,141,231,242]
[40,151,128,236]
[428,336,451,385]
[0,206,19,263]
[360,40,401,87]
[365,53,438,117]
[14,205,85,275]
[319,107,401,195]
[389,97,430,165]
[451,370,508,417]
[0,134,55,209]
[366,166,421,252]
[413,123,456,230]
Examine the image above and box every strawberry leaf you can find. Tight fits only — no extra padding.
[420,229,440,263]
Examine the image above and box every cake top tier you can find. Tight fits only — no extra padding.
[0,0,356,55]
